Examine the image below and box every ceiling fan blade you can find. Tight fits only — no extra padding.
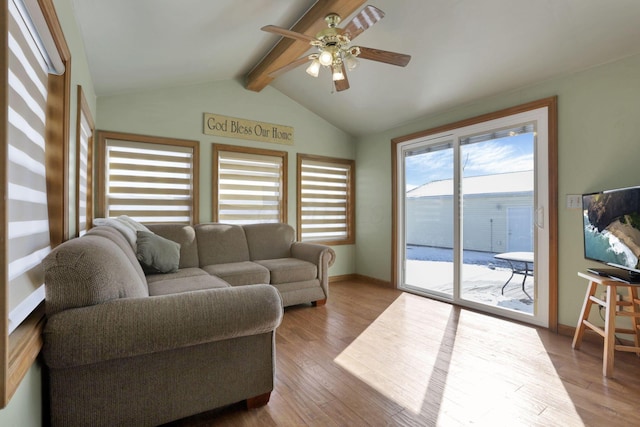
[268,56,313,78]
[334,63,350,92]
[261,25,316,43]
[357,46,411,67]
[342,5,385,41]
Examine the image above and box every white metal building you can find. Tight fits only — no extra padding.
[405,171,534,253]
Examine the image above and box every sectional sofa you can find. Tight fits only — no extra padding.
[41,221,335,426]
[145,222,335,307]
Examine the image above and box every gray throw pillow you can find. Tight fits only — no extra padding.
[136,231,180,274]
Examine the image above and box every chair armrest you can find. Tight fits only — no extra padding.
[291,242,336,268]
[43,284,283,369]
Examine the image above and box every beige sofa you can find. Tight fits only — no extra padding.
[42,222,334,426]
[146,222,336,307]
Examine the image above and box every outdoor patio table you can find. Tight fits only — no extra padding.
[493,251,534,299]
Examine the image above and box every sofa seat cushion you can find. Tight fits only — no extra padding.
[201,262,269,287]
[271,279,320,293]
[146,267,208,284]
[146,268,230,296]
[254,258,317,284]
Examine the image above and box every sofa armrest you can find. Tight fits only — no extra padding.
[291,242,335,300]
[43,284,283,369]
[291,242,336,268]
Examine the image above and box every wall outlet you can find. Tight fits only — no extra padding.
[566,194,582,209]
[599,292,622,311]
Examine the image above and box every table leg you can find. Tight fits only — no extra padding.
[521,261,532,300]
[603,284,617,377]
[500,259,516,295]
[572,280,598,349]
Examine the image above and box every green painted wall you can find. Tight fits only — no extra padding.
[355,53,640,329]
[96,80,357,276]
[0,364,42,426]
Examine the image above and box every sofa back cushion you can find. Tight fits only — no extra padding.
[146,224,199,268]
[195,223,251,265]
[43,231,149,316]
[243,223,294,260]
[85,226,147,284]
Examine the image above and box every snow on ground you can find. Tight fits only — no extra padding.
[405,246,534,314]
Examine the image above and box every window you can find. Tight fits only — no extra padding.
[97,131,199,224]
[297,154,355,244]
[76,86,94,236]
[213,144,287,224]
[2,0,70,406]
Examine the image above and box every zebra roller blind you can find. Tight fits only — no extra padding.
[214,145,287,224]
[6,0,63,333]
[298,154,355,244]
[101,136,198,224]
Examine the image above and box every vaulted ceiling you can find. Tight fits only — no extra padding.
[70,0,640,136]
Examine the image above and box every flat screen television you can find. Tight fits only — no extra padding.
[582,186,640,283]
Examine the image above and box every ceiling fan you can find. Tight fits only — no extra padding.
[262,5,411,92]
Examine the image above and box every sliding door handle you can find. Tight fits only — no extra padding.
[535,207,544,229]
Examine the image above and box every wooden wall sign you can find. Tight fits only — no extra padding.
[203,113,294,145]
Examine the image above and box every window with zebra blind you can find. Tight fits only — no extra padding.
[213,144,287,224]
[2,0,70,406]
[96,131,200,224]
[297,154,355,244]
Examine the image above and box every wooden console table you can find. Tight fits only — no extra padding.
[572,271,640,377]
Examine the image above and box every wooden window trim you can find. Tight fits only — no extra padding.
[75,85,94,235]
[297,153,355,245]
[96,130,200,224]
[1,0,71,407]
[212,143,288,223]
[1,1,8,407]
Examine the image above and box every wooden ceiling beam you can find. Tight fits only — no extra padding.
[245,0,366,92]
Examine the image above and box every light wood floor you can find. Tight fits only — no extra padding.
[169,279,640,426]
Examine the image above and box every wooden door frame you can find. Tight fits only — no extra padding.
[391,97,558,332]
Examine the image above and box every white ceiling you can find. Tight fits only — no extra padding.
[70,0,640,136]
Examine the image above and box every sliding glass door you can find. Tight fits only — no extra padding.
[404,138,455,298]
[459,129,535,313]
[396,106,550,327]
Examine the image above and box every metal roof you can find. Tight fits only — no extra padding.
[406,170,533,198]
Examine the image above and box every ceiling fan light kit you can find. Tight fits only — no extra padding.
[305,57,321,77]
[332,64,345,81]
[318,49,334,66]
[343,49,360,71]
[262,5,411,92]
